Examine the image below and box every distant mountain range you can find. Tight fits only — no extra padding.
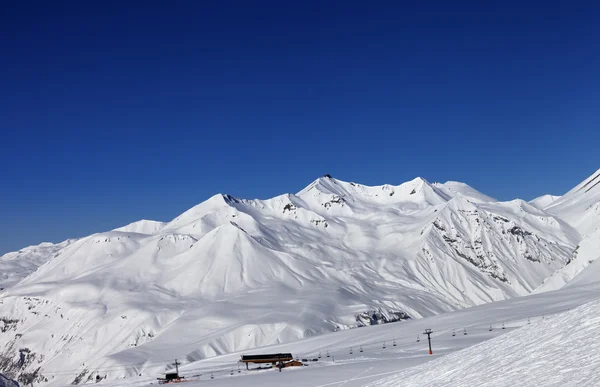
[1,169,599,386]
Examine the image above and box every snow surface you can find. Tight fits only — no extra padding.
[75,277,600,387]
[546,167,600,237]
[113,220,165,235]
[0,239,75,290]
[0,172,599,386]
[534,168,600,293]
[528,194,560,209]
[536,229,600,293]
[368,293,600,387]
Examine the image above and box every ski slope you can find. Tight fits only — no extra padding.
[369,292,600,386]
[85,278,600,387]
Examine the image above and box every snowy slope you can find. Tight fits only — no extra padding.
[529,194,560,209]
[0,176,581,385]
[73,274,600,387]
[535,169,600,292]
[113,220,165,234]
[433,181,498,203]
[368,297,600,387]
[0,239,76,291]
[536,229,600,293]
[546,168,600,236]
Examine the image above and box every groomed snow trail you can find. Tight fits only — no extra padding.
[367,297,600,387]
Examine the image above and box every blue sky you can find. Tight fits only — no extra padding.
[1,1,599,253]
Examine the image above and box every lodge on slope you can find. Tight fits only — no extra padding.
[239,353,294,369]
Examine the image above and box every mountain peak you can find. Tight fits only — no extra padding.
[409,176,430,185]
[529,194,560,210]
[113,219,165,235]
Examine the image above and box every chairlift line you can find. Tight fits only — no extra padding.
[46,312,554,383]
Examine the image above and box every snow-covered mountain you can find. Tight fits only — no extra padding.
[0,175,589,385]
[535,168,600,293]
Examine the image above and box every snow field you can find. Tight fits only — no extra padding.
[87,279,600,387]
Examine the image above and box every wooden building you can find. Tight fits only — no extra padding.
[240,353,294,369]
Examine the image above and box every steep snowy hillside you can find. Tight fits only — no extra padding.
[536,229,600,293]
[535,169,600,293]
[0,176,579,385]
[546,168,600,236]
[368,298,600,387]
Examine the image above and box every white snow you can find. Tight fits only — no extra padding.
[113,220,165,235]
[528,194,560,209]
[546,167,600,237]
[1,171,599,386]
[70,277,600,387]
[534,168,600,293]
[0,239,75,290]
[368,294,600,387]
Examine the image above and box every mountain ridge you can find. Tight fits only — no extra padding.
[0,173,595,386]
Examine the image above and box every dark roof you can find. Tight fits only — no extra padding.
[241,353,293,362]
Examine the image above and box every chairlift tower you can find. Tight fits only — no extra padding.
[172,359,181,377]
[423,328,433,355]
